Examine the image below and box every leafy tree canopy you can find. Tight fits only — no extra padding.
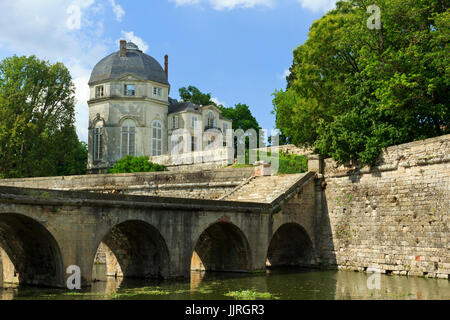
[179,85,215,106]
[109,155,166,174]
[219,103,261,132]
[273,0,449,165]
[0,55,87,178]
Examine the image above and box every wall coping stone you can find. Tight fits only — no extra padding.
[324,134,450,178]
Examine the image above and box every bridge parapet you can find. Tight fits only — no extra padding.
[0,168,254,200]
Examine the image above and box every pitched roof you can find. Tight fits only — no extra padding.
[168,99,201,114]
[168,99,232,122]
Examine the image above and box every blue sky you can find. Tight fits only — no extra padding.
[0,0,337,142]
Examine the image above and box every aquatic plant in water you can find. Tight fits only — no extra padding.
[225,290,278,300]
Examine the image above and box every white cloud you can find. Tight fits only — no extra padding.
[171,0,199,6]
[0,0,112,142]
[211,97,227,107]
[169,0,273,10]
[110,0,125,22]
[297,0,337,13]
[120,31,149,53]
[281,69,290,79]
[73,75,91,141]
[170,0,336,12]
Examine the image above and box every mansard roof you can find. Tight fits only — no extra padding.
[89,42,169,86]
[168,99,232,122]
[168,99,201,114]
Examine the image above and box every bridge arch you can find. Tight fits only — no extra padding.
[92,220,170,280]
[0,213,64,287]
[191,221,252,273]
[267,223,314,268]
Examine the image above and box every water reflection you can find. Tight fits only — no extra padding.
[1,267,449,300]
[333,271,450,300]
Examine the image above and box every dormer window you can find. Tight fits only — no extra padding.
[191,115,199,129]
[124,84,136,96]
[153,87,162,97]
[95,85,104,98]
[172,115,179,129]
[207,111,216,129]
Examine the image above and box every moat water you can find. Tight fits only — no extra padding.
[1,267,449,300]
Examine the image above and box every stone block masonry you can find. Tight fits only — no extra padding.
[0,168,254,200]
[319,134,450,279]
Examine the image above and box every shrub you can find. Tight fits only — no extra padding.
[232,150,308,174]
[108,156,166,174]
[278,151,308,174]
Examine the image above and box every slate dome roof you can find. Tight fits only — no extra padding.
[89,42,169,85]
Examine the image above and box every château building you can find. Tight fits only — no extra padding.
[87,40,232,173]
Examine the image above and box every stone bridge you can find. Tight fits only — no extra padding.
[0,171,327,288]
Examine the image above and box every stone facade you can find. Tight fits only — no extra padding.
[167,104,232,154]
[150,147,234,170]
[88,95,170,172]
[319,134,450,279]
[87,41,232,174]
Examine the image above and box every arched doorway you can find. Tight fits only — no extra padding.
[92,220,170,281]
[267,223,314,268]
[0,213,64,287]
[191,222,251,273]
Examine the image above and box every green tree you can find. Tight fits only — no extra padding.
[0,55,87,178]
[273,0,449,165]
[179,86,215,106]
[109,155,166,174]
[219,103,261,132]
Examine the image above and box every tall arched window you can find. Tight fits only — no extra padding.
[121,119,136,158]
[152,120,162,156]
[93,122,103,161]
[207,111,215,129]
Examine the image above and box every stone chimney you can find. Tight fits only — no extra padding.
[164,55,168,80]
[120,40,127,58]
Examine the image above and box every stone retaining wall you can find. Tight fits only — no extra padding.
[252,144,314,156]
[0,168,254,200]
[319,134,450,279]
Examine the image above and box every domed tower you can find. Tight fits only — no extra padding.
[87,40,170,173]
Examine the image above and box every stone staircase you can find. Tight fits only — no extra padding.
[224,173,310,203]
